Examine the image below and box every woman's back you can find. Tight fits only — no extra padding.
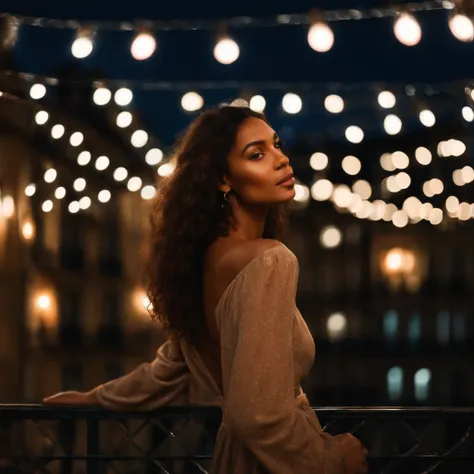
[200,238,282,396]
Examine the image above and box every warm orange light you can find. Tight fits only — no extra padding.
[36,294,51,310]
[384,248,404,273]
[21,221,35,240]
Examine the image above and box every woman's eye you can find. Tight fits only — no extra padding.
[275,141,283,150]
[250,152,263,160]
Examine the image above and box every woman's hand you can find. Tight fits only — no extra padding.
[43,390,99,406]
[334,433,368,474]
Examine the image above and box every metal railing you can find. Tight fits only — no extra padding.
[0,405,473,473]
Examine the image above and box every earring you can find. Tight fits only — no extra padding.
[223,191,230,202]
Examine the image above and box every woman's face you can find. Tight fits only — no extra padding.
[224,117,295,205]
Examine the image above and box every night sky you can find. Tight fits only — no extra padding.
[2,0,474,148]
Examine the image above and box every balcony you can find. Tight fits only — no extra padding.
[0,405,472,473]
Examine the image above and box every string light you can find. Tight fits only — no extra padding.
[73,178,86,192]
[181,92,204,112]
[157,163,175,177]
[324,94,344,113]
[79,196,92,210]
[77,151,91,166]
[68,201,80,213]
[25,184,36,197]
[393,13,422,46]
[345,126,364,144]
[127,177,142,191]
[307,21,334,53]
[462,106,474,122]
[213,37,240,65]
[95,156,110,171]
[93,87,111,106]
[145,148,164,166]
[71,29,94,58]
[131,130,148,148]
[449,13,474,42]
[310,152,329,171]
[35,110,49,125]
[419,109,436,127]
[384,114,402,135]
[141,185,156,200]
[116,111,133,128]
[378,91,396,109]
[114,88,133,106]
[30,83,46,100]
[54,187,66,199]
[51,124,65,139]
[42,200,53,213]
[69,131,84,147]
[44,168,57,183]
[341,155,361,175]
[113,167,128,181]
[131,32,156,60]
[249,95,266,112]
[282,93,302,114]
[98,190,111,203]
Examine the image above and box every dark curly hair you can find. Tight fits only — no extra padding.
[145,106,288,348]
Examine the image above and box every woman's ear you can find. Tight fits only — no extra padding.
[217,176,231,193]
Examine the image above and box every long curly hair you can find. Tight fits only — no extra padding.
[145,106,288,348]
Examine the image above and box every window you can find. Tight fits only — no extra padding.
[414,368,431,402]
[60,211,84,271]
[387,366,403,401]
[436,310,450,345]
[383,310,398,343]
[59,288,83,344]
[453,311,466,343]
[408,312,421,346]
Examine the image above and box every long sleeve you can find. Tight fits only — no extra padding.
[95,337,191,411]
[222,245,346,473]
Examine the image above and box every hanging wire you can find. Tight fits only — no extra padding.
[0,1,452,32]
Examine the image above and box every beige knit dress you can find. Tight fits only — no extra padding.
[95,243,346,473]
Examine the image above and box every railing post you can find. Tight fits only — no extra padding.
[86,417,100,474]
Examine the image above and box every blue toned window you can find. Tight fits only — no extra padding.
[453,311,466,343]
[436,310,450,345]
[414,368,432,402]
[408,312,422,347]
[387,366,403,401]
[383,310,398,343]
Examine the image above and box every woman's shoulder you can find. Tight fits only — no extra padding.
[221,239,295,281]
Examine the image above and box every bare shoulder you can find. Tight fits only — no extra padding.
[219,239,284,279]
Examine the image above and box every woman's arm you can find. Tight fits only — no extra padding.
[44,337,191,411]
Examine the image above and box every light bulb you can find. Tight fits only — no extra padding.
[213,37,240,65]
[116,111,132,128]
[394,13,422,47]
[35,110,49,125]
[71,33,94,58]
[282,93,302,114]
[181,92,204,112]
[419,109,436,127]
[93,88,111,106]
[384,114,402,135]
[307,21,334,53]
[249,95,266,112]
[114,88,133,106]
[378,91,396,109]
[131,32,156,60]
[30,84,46,100]
[449,13,474,42]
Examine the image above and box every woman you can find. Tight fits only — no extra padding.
[44,105,368,474]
